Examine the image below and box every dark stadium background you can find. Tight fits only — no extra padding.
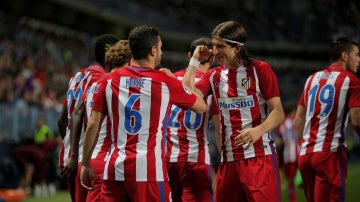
[0,0,360,201]
[2,0,360,99]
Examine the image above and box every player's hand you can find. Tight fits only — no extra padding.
[160,68,175,78]
[61,155,78,183]
[234,128,262,150]
[193,45,213,63]
[80,165,95,190]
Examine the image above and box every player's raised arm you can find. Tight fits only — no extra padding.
[182,45,212,97]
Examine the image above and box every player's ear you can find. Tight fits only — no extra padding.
[341,51,348,62]
[150,45,156,56]
[235,44,242,52]
[187,52,192,60]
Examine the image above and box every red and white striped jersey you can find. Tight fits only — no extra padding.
[298,65,360,155]
[84,81,112,161]
[165,69,216,164]
[276,115,299,163]
[195,60,280,162]
[91,65,198,182]
[59,64,105,167]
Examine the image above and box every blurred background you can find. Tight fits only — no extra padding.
[0,0,359,201]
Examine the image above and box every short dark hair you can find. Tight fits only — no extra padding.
[128,25,160,60]
[189,37,212,55]
[329,37,359,63]
[94,34,120,67]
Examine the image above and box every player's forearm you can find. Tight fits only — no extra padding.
[183,64,197,92]
[183,62,205,98]
[81,111,104,166]
[295,105,306,141]
[81,122,99,167]
[212,115,222,153]
[69,101,85,157]
[256,98,285,135]
[58,106,68,139]
[258,110,285,136]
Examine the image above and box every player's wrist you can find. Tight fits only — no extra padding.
[81,161,90,167]
[189,57,200,68]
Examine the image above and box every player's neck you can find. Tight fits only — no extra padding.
[331,61,346,69]
[228,58,243,70]
[131,58,155,69]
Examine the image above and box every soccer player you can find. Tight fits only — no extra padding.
[182,20,285,201]
[275,101,299,202]
[57,34,119,202]
[80,25,209,202]
[295,36,360,202]
[70,40,131,202]
[165,37,220,202]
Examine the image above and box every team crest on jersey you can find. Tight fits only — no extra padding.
[241,77,252,90]
[182,84,192,94]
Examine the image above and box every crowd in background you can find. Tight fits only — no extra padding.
[91,0,360,43]
[0,13,93,102]
[0,12,96,141]
[0,10,310,143]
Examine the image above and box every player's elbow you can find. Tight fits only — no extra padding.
[85,120,98,137]
[351,118,360,136]
[191,100,206,114]
[352,117,360,128]
[279,110,285,123]
[196,104,207,114]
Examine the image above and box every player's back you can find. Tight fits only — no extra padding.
[299,65,359,154]
[59,64,105,166]
[166,69,212,164]
[66,65,105,124]
[97,66,198,181]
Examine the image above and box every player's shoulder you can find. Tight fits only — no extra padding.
[250,59,271,69]
[86,64,106,74]
[206,65,225,76]
[345,71,360,84]
[211,65,226,71]
[174,69,186,76]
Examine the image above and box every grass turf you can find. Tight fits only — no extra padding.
[282,162,360,202]
[21,162,360,202]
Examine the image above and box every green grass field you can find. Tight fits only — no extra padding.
[21,162,360,202]
[282,162,360,202]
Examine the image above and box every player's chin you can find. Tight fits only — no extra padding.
[216,58,226,65]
